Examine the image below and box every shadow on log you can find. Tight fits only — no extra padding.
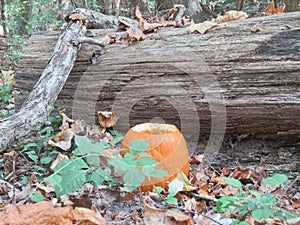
[15,11,300,151]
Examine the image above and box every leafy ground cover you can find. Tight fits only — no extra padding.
[0,105,299,224]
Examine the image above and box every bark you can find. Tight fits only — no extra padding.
[0,19,86,150]
[1,0,8,36]
[13,12,300,151]
[285,0,300,12]
[187,0,203,23]
[18,0,33,35]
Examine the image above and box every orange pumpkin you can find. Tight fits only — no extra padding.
[121,123,190,192]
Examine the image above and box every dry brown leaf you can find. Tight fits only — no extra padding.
[120,26,146,43]
[143,195,167,225]
[251,21,264,33]
[187,20,218,34]
[74,207,107,225]
[3,150,17,160]
[165,210,192,225]
[48,129,74,151]
[60,112,75,130]
[230,167,250,180]
[0,201,106,225]
[264,3,285,16]
[0,70,15,86]
[50,153,69,169]
[97,111,119,128]
[68,13,87,26]
[213,10,248,23]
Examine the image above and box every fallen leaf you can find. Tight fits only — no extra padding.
[251,21,264,33]
[187,20,218,34]
[165,210,192,225]
[0,201,106,225]
[97,111,119,128]
[230,167,250,180]
[0,70,15,86]
[143,195,167,225]
[48,129,74,151]
[212,10,248,23]
[50,153,69,169]
[264,3,285,16]
[3,150,17,160]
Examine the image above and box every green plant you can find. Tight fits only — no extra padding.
[45,136,169,197]
[217,175,299,224]
[0,82,13,118]
[154,186,178,205]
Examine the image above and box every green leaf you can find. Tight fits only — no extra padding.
[75,135,104,155]
[40,156,53,164]
[165,193,178,205]
[135,158,158,166]
[149,169,169,178]
[30,191,44,202]
[109,135,124,146]
[124,168,145,192]
[153,186,164,194]
[108,158,131,175]
[262,174,288,185]
[46,174,62,188]
[252,208,273,220]
[88,167,112,185]
[224,177,242,190]
[129,139,148,154]
[25,150,38,162]
[142,166,168,178]
[52,158,89,173]
[55,170,87,197]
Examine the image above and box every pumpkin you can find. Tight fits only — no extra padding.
[121,123,190,192]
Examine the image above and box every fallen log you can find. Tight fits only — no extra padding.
[15,11,300,153]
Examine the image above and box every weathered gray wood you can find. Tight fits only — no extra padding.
[15,12,300,150]
[0,20,86,150]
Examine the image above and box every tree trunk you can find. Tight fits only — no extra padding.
[14,12,300,152]
[1,0,8,36]
[187,0,203,23]
[19,0,33,35]
[285,0,300,12]
[0,18,86,150]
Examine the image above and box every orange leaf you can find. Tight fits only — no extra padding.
[264,3,285,16]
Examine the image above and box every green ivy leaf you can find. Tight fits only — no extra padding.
[252,208,273,221]
[124,168,145,192]
[108,158,131,175]
[153,186,164,194]
[88,167,112,185]
[135,158,158,166]
[55,170,86,197]
[75,135,104,155]
[46,174,62,188]
[52,158,89,173]
[149,169,169,178]
[224,177,242,190]
[30,191,44,202]
[129,139,148,154]
[262,174,288,185]
[40,156,53,164]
